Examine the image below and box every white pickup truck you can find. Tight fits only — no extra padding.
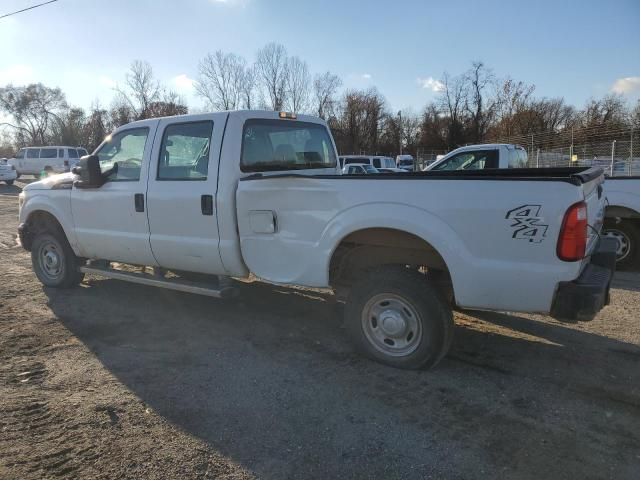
[17,111,615,369]
[427,144,640,268]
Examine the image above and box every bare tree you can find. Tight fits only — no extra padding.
[285,56,311,113]
[195,51,247,110]
[255,43,288,110]
[0,83,67,145]
[115,60,161,120]
[438,72,467,148]
[464,61,495,143]
[313,72,342,119]
[493,77,535,137]
[239,66,256,109]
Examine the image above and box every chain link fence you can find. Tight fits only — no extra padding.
[415,127,638,175]
[497,127,639,176]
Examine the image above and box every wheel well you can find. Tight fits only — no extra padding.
[329,228,452,294]
[22,210,65,251]
[605,206,640,220]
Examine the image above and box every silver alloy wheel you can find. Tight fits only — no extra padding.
[37,240,63,281]
[603,228,631,262]
[361,293,422,357]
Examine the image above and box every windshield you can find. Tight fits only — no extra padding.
[241,119,337,172]
[398,159,413,166]
[364,165,379,173]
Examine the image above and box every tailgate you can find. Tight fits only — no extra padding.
[580,169,606,255]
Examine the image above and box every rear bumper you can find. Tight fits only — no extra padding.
[550,237,617,322]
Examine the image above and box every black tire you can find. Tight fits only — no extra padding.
[345,266,454,370]
[603,219,640,270]
[5,180,14,185]
[31,231,84,288]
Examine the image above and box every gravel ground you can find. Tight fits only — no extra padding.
[1,179,639,479]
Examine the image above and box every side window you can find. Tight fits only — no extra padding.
[432,150,498,171]
[373,158,381,168]
[15,149,25,159]
[96,128,149,181]
[26,149,40,159]
[158,121,213,181]
[68,148,79,159]
[58,148,64,157]
[40,148,57,159]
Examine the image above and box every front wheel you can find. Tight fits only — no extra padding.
[31,232,84,288]
[345,266,454,370]
[603,219,639,269]
[5,180,14,185]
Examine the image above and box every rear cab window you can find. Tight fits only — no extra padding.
[240,120,336,172]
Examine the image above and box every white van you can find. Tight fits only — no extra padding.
[396,154,415,171]
[339,155,396,170]
[9,146,89,177]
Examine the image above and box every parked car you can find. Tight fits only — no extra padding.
[426,143,638,268]
[339,155,396,170]
[0,158,18,185]
[17,110,613,370]
[342,163,380,174]
[396,154,415,171]
[8,146,88,177]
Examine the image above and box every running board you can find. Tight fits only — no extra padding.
[79,266,238,298]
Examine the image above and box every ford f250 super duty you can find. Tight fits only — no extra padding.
[17,111,615,369]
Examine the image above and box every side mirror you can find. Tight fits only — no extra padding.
[74,154,105,188]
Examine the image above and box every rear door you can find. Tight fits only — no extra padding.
[146,113,228,274]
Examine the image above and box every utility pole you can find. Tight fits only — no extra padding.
[398,110,403,156]
[570,126,574,163]
[610,140,616,177]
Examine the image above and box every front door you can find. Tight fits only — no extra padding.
[146,114,228,275]
[71,122,159,266]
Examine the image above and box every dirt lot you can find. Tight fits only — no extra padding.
[1,180,639,480]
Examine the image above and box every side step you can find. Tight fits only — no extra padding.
[79,266,238,298]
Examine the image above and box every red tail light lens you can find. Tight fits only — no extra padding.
[557,201,587,261]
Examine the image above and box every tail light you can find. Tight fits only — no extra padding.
[557,201,587,261]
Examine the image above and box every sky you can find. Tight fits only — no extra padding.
[0,0,639,115]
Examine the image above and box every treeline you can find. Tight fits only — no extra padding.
[1,43,639,158]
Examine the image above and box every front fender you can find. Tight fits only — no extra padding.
[20,191,78,253]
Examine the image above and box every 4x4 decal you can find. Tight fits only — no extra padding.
[505,205,548,243]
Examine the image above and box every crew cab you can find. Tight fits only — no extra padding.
[17,111,614,370]
[426,143,638,268]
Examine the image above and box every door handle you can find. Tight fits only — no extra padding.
[134,193,144,212]
[201,194,213,215]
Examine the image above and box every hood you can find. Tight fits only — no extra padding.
[23,172,77,191]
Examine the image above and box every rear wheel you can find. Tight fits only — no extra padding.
[31,231,84,288]
[603,219,639,269]
[5,180,13,185]
[345,266,454,370]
